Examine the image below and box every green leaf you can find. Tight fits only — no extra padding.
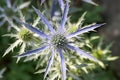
[107,56,119,61]
[3,40,21,57]
[3,34,18,38]
[17,1,31,10]
[35,69,46,74]
[49,71,59,80]
[67,12,87,33]
[98,61,105,68]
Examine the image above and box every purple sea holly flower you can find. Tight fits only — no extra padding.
[41,0,97,20]
[0,0,30,30]
[41,0,65,18]
[3,12,41,63]
[16,1,104,80]
[42,0,64,11]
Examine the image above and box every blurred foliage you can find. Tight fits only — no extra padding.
[0,0,119,80]
[70,1,104,24]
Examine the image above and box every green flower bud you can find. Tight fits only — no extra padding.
[18,28,33,42]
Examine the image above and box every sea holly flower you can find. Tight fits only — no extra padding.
[41,0,65,18]
[16,1,104,80]
[41,0,97,19]
[41,0,64,11]
[3,12,40,62]
[0,0,30,29]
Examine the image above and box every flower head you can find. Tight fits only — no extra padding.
[16,1,104,80]
[41,0,65,18]
[42,0,64,10]
[0,0,30,30]
[3,12,40,62]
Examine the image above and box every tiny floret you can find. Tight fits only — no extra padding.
[51,33,68,49]
[18,28,33,42]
